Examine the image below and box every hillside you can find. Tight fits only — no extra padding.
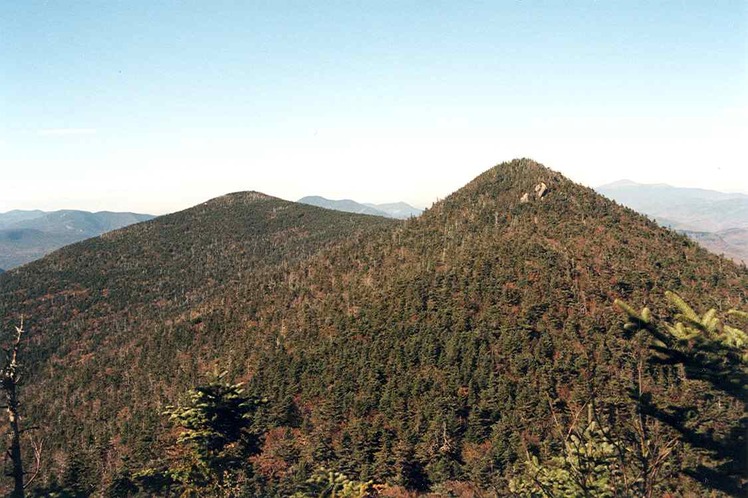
[1,160,746,496]
[0,209,155,269]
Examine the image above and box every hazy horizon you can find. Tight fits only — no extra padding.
[1,172,747,217]
[2,2,746,215]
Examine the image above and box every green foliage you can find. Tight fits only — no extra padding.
[103,469,138,498]
[130,468,175,496]
[166,371,260,466]
[617,291,748,380]
[510,403,627,498]
[59,449,97,498]
[616,291,748,495]
[152,370,263,496]
[290,468,376,498]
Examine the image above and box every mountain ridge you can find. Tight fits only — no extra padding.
[0,209,155,269]
[597,180,748,263]
[298,196,391,217]
[299,195,422,219]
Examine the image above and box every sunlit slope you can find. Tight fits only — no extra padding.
[1,160,745,494]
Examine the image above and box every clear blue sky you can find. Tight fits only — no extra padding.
[1,1,746,214]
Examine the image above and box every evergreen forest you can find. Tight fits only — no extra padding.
[1,159,746,497]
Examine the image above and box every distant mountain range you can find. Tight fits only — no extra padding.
[0,209,155,269]
[596,180,748,264]
[298,196,422,219]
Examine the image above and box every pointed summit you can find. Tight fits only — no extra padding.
[421,159,599,236]
[432,159,567,212]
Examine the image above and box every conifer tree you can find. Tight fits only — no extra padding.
[161,370,263,496]
[509,404,625,498]
[290,467,376,498]
[616,291,747,495]
[60,450,96,498]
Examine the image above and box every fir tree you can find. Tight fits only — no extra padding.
[161,370,263,496]
[510,404,625,498]
[616,291,748,496]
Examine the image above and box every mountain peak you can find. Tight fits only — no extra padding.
[599,179,641,188]
[467,158,563,190]
[433,158,567,213]
[204,191,278,208]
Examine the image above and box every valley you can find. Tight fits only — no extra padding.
[0,210,155,270]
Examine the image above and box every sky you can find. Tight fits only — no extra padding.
[1,1,746,215]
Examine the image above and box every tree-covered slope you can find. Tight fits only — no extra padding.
[233,159,746,494]
[1,160,745,496]
[0,191,396,491]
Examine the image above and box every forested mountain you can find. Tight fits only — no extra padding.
[4,210,155,236]
[0,209,155,269]
[1,160,746,496]
[597,180,748,263]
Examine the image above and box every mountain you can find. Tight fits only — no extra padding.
[0,209,47,228]
[7,210,155,236]
[597,180,748,263]
[0,228,80,272]
[299,196,423,219]
[681,228,748,265]
[0,209,155,269]
[1,160,745,496]
[364,201,423,219]
[298,196,389,217]
[597,180,748,227]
